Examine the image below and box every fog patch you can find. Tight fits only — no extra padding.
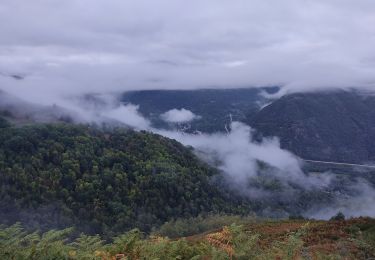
[158,122,335,193]
[161,108,200,123]
[307,180,375,219]
[106,104,151,130]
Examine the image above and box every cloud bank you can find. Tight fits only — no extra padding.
[106,104,151,130]
[1,0,375,106]
[158,121,334,192]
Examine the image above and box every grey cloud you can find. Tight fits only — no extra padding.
[0,0,375,105]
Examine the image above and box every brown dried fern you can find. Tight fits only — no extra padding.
[206,226,234,259]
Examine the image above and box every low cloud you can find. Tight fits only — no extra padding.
[106,104,151,130]
[160,108,200,123]
[1,0,375,106]
[159,122,333,190]
[307,180,375,219]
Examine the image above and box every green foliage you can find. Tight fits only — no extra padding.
[227,223,259,259]
[0,223,232,260]
[0,123,249,235]
[351,220,375,257]
[261,225,306,260]
[70,234,104,259]
[155,214,257,238]
[363,225,375,247]
[0,223,74,259]
[0,116,10,128]
[141,237,207,260]
[1,220,374,260]
[108,229,143,257]
[0,223,260,260]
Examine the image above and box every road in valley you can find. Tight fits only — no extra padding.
[303,159,375,169]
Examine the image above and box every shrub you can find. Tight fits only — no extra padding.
[154,214,257,238]
[330,212,345,221]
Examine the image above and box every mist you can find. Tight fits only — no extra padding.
[307,180,375,219]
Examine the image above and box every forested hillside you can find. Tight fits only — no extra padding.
[250,91,375,163]
[0,118,249,236]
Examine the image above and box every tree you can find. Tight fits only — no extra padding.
[0,117,10,128]
[330,212,345,221]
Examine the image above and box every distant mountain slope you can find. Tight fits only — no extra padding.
[122,88,276,132]
[251,91,375,163]
[123,88,375,163]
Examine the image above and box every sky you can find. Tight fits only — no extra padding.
[0,0,375,104]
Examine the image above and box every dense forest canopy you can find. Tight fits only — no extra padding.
[0,118,250,236]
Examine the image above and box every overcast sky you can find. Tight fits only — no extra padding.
[0,0,375,103]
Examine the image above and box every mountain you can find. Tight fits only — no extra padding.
[123,88,375,163]
[122,88,277,132]
[250,91,375,163]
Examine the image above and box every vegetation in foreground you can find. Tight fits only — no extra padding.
[1,217,374,260]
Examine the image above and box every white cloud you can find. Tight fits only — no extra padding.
[158,122,328,189]
[106,104,151,130]
[160,108,200,123]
